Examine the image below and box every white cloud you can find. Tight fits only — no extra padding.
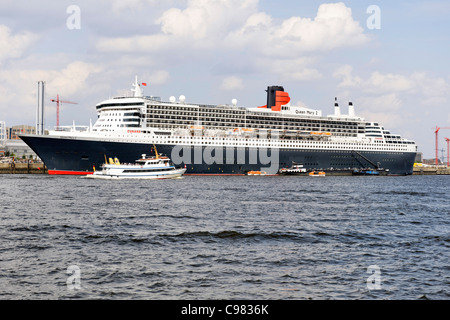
[0,61,102,122]
[410,72,450,105]
[260,58,323,81]
[0,25,39,65]
[333,65,450,107]
[365,72,413,94]
[277,2,367,52]
[285,68,323,82]
[334,67,413,93]
[351,94,405,128]
[157,0,258,40]
[111,0,145,13]
[229,11,272,39]
[220,76,244,91]
[145,70,170,86]
[333,65,362,88]
[358,111,403,129]
[97,34,170,53]
[334,66,450,106]
[225,2,368,58]
[96,1,369,80]
[358,93,403,112]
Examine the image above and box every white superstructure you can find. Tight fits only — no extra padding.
[48,77,416,156]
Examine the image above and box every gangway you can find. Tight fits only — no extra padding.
[351,150,380,169]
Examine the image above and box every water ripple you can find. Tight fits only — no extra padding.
[0,175,448,299]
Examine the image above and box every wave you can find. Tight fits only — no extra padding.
[77,230,308,245]
[166,230,306,242]
[75,229,391,246]
[374,191,428,196]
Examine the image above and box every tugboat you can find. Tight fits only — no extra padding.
[87,145,186,179]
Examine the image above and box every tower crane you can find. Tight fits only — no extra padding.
[434,126,450,166]
[50,94,77,129]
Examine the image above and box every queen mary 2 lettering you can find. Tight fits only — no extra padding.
[20,77,417,176]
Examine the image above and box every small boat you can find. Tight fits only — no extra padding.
[352,169,379,176]
[279,162,307,175]
[308,171,326,177]
[247,170,267,176]
[88,146,186,179]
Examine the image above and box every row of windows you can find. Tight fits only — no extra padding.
[100,118,139,122]
[97,103,144,110]
[148,124,360,138]
[145,119,359,136]
[98,102,382,132]
[148,112,359,128]
[148,137,411,151]
[147,105,360,129]
[122,168,174,173]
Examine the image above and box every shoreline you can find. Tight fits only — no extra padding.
[1,163,448,175]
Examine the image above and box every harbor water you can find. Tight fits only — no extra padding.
[0,174,448,300]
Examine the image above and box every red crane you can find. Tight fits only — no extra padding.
[50,94,77,129]
[445,137,450,167]
[435,126,450,166]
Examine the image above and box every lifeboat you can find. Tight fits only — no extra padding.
[308,171,326,177]
[310,132,332,136]
[247,171,267,176]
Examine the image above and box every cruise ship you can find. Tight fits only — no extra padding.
[20,77,417,175]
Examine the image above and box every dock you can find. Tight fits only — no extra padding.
[0,162,47,174]
[413,166,450,175]
[0,163,448,175]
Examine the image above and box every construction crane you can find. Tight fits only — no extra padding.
[434,126,450,166]
[445,137,450,167]
[50,94,77,129]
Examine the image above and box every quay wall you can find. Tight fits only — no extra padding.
[413,167,450,175]
[1,163,449,175]
[0,163,47,174]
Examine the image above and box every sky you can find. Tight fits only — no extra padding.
[1,0,450,159]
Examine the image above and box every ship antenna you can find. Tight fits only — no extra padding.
[131,75,143,97]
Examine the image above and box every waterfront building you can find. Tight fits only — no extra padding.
[0,121,6,148]
[4,139,38,159]
[7,125,36,140]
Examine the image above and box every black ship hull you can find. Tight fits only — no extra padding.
[20,135,416,175]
